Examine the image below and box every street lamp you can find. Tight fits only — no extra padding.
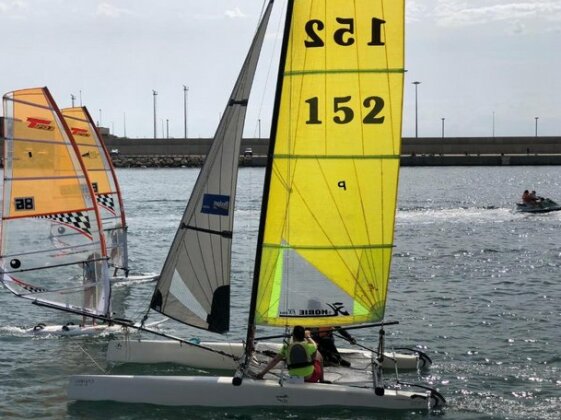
[166,119,169,138]
[183,85,189,139]
[534,116,539,137]
[71,94,76,107]
[153,90,158,139]
[412,81,421,138]
[258,119,261,138]
[441,118,445,138]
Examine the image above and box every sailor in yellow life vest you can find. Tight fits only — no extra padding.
[255,325,324,383]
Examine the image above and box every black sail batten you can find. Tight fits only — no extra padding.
[228,99,249,106]
[243,0,295,361]
[180,223,233,239]
[148,1,275,334]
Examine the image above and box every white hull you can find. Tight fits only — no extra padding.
[106,339,426,371]
[68,375,439,410]
[111,273,159,284]
[26,323,124,337]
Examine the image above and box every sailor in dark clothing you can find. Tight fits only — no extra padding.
[311,326,356,367]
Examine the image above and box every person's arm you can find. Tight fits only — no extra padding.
[335,327,357,344]
[255,353,283,379]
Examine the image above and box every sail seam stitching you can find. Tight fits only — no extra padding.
[285,68,405,76]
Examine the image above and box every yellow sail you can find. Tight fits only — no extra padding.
[1,87,110,316]
[254,0,404,327]
[61,107,128,273]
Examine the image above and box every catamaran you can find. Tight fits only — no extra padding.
[68,0,444,410]
[104,0,430,372]
[0,87,118,335]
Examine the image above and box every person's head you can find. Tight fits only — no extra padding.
[531,190,536,194]
[524,190,529,194]
[292,325,305,341]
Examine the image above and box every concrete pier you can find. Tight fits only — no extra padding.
[2,134,561,167]
[102,135,561,167]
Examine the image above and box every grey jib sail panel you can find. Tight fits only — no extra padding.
[151,2,274,333]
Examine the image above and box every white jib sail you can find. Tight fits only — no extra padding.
[150,1,274,333]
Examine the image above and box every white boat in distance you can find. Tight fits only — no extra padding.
[69,0,444,410]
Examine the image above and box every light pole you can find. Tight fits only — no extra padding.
[153,90,158,139]
[71,94,76,107]
[183,85,188,139]
[258,119,261,138]
[534,116,539,137]
[412,81,421,138]
[99,109,102,127]
[166,119,169,138]
[441,118,445,138]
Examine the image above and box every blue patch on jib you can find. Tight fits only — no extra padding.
[201,194,230,216]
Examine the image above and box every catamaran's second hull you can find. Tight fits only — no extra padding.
[106,339,428,371]
[68,375,441,410]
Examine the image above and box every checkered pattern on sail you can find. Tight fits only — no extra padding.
[19,281,49,293]
[37,211,91,236]
[96,194,115,211]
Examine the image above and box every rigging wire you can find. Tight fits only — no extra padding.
[251,0,286,139]
[76,344,107,374]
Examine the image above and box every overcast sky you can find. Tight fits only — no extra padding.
[1,0,559,139]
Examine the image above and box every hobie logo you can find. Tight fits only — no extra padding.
[26,117,54,131]
[280,302,350,318]
[71,127,90,137]
[201,194,230,216]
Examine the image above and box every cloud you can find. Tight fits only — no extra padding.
[225,6,245,18]
[193,6,248,21]
[0,0,29,17]
[96,2,132,18]
[435,1,561,29]
[406,1,430,23]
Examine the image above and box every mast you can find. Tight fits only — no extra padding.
[244,0,295,354]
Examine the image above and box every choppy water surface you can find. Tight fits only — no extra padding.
[1,166,560,419]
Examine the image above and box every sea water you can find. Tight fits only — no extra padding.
[0,166,559,419]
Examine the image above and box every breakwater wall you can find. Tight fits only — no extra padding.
[2,135,561,167]
[102,135,561,167]
[110,154,561,168]
[102,135,561,156]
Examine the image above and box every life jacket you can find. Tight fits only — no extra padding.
[286,342,313,369]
